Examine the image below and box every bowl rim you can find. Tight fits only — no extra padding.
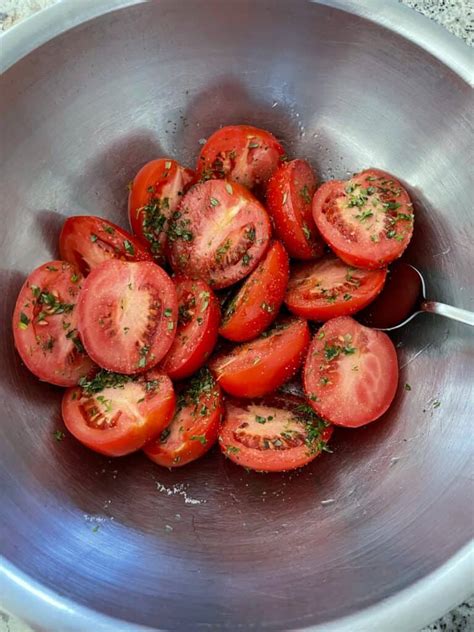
[0,0,473,630]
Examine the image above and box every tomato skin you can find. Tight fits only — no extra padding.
[128,159,194,263]
[303,316,399,428]
[160,277,220,380]
[210,318,310,398]
[62,370,175,457]
[285,254,387,321]
[77,260,178,375]
[266,159,324,260]
[12,260,95,386]
[312,169,414,269]
[59,216,152,276]
[144,369,223,467]
[168,179,272,289]
[196,125,285,189]
[219,393,333,472]
[219,241,289,342]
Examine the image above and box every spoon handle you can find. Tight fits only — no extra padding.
[421,301,474,327]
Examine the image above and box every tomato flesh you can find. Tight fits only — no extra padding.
[144,368,223,467]
[219,241,289,342]
[303,316,399,427]
[77,260,178,374]
[13,260,95,386]
[62,369,175,456]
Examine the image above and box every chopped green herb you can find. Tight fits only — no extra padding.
[242,253,251,266]
[18,312,30,329]
[300,185,312,204]
[255,415,267,424]
[199,291,210,312]
[260,302,273,313]
[245,227,256,242]
[165,160,172,170]
[92,525,100,533]
[343,293,352,301]
[226,445,240,455]
[215,239,231,262]
[79,370,135,395]
[102,224,115,235]
[70,273,80,283]
[355,209,374,222]
[123,239,135,255]
[302,224,311,240]
[167,321,174,331]
[248,141,259,149]
[164,307,173,318]
[46,265,58,272]
[432,399,441,408]
[210,197,220,207]
[190,434,207,445]
[384,202,401,211]
[316,330,325,340]
[404,383,412,391]
[53,430,65,442]
[320,376,330,386]
[387,230,397,239]
[168,211,193,242]
[31,285,41,298]
[90,233,98,243]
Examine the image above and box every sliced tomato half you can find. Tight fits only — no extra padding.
[77,260,178,374]
[219,393,333,472]
[168,179,271,289]
[312,169,414,269]
[144,368,223,467]
[62,369,175,456]
[12,260,95,386]
[303,316,399,427]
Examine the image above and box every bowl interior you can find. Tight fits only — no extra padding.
[0,1,472,629]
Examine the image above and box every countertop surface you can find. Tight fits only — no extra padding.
[0,0,472,631]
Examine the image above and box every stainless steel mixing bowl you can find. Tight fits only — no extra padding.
[1,1,473,630]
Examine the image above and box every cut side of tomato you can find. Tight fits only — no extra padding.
[285,254,387,321]
[59,216,151,276]
[196,125,285,190]
[312,169,414,269]
[266,159,324,259]
[219,393,333,472]
[77,260,178,374]
[62,369,175,456]
[160,277,220,380]
[13,260,95,386]
[168,179,271,289]
[210,318,310,398]
[219,241,289,342]
[128,158,194,263]
[144,368,223,467]
[303,316,398,427]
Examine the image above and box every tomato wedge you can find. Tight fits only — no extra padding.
[303,316,398,427]
[77,260,178,374]
[144,368,223,467]
[196,125,285,189]
[59,216,151,276]
[160,278,220,380]
[210,318,310,398]
[266,159,324,259]
[12,260,95,386]
[219,241,289,342]
[128,158,194,262]
[219,393,333,472]
[168,179,271,289]
[62,369,175,456]
[312,169,414,269]
[285,254,387,321]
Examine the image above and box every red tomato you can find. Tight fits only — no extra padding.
[128,158,194,262]
[312,169,414,269]
[196,125,285,189]
[144,368,223,467]
[77,260,178,374]
[303,316,398,427]
[219,241,289,342]
[219,393,333,472]
[285,254,387,321]
[62,369,175,456]
[210,318,310,398]
[266,159,324,259]
[167,179,271,289]
[160,278,220,380]
[12,260,95,386]
[59,216,151,276]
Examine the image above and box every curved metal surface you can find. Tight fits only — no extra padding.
[0,1,473,631]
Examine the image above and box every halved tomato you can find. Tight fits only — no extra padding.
[303,316,398,427]
[62,369,175,456]
[160,278,220,380]
[210,318,310,398]
[77,260,178,374]
[312,169,414,269]
[128,158,194,262]
[196,125,285,189]
[144,368,223,467]
[285,254,387,321]
[266,159,324,259]
[168,179,271,289]
[59,216,151,276]
[219,393,333,472]
[12,260,95,386]
[219,241,289,342]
